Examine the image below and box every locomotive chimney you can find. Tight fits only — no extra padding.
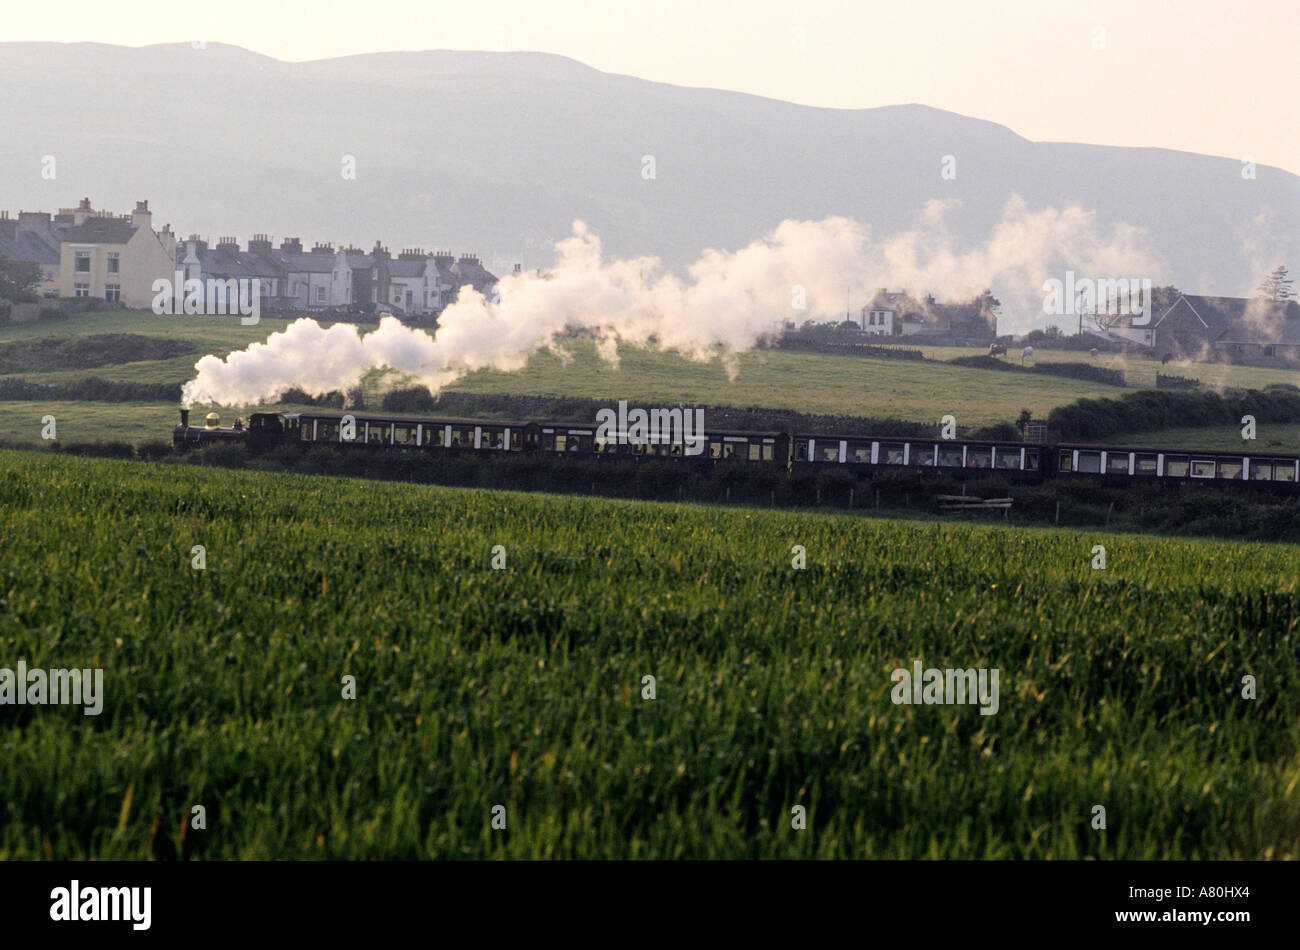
[180,408,190,427]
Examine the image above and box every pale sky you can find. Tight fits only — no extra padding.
[7,0,1298,174]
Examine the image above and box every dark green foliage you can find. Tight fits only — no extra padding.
[948,355,1126,386]
[0,377,183,402]
[1048,388,1300,441]
[0,334,194,374]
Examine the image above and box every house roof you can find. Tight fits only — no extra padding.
[0,228,61,266]
[1156,293,1300,344]
[929,300,988,330]
[59,217,138,245]
[274,252,336,275]
[448,259,498,292]
[388,259,428,279]
[190,245,284,279]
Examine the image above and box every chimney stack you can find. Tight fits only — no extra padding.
[131,200,153,230]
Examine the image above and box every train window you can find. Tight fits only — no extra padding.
[1077,451,1101,474]
[1190,459,1215,478]
[722,443,738,459]
[794,441,809,461]
[748,443,761,461]
[367,422,390,444]
[1250,460,1272,480]
[425,426,445,447]
[670,442,684,456]
[1135,454,1157,475]
[966,447,992,469]
[299,421,315,441]
[509,431,521,450]
[938,446,963,467]
[880,443,905,465]
[450,427,474,447]
[709,441,723,458]
[1275,461,1296,482]
[1164,456,1189,477]
[762,443,774,461]
[1058,450,1073,473]
[995,449,1021,470]
[393,425,416,446]
[1024,450,1040,471]
[912,444,936,466]
[318,421,338,442]
[1216,458,1243,479]
[567,435,585,453]
[1105,453,1129,474]
[482,430,505,450]
[820,444,839,462]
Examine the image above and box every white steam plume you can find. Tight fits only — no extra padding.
[181,197,1163,407]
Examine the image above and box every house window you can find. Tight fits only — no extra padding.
[105,284,121,302]
[75,251,91,273]
[107,253,120,274]
[315,285,326,303]
[74,282,90,298]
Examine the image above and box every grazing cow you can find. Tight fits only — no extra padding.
[988,343,1008,357]
[1021,345,1034,364]
[1161,353,1173,365]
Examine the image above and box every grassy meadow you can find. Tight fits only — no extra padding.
[1,449,1297,859]
[4,309,1300,448]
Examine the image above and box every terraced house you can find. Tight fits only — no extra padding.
[178,237,499,319]
[0,198,177,307]
[2,198,499,320]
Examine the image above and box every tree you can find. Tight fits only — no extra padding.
[1258,265,1294,301]
[1016,409,1032,435]
[0,253,41,303]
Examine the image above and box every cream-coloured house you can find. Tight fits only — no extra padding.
[54,199,176,307]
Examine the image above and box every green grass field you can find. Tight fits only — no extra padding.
[2,448,1297,859]
[1111,425,1300,454]
[5,309,1300,444]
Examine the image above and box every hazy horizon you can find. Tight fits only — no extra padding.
[5,0,1298,175]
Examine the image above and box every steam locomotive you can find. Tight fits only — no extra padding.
[173,408,1300,487]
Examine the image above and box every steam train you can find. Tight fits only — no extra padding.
[173,408,1300,488]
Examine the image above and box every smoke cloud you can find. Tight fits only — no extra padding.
[181,197,1164,407]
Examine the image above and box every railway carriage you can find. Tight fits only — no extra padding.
[789,432,1045,481]
[172,408,1300,494]
[1055,444,1300,485]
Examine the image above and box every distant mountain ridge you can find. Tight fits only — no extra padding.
[0,42,1295,315]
